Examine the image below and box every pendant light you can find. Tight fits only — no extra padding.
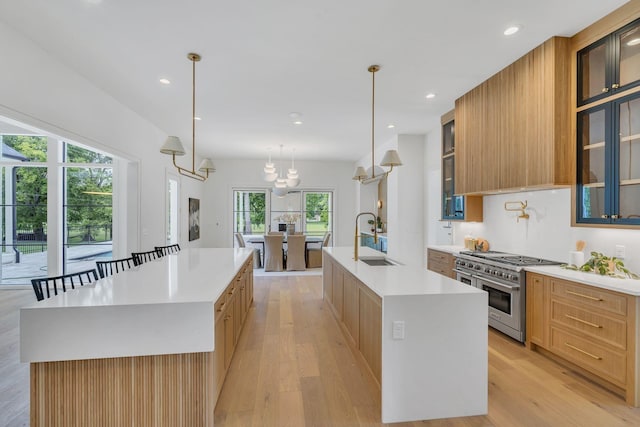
[273,145,288,197]
[353,65,402,183]
[286,147,300,187]
[160,53,215,181]
[263,147,278,182]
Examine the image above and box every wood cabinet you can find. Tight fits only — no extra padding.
[427,248,456,279]
[455,36,572,194]
[572,5,640,227]
[525,272,638,405]
[343,272,359,346]
[323,257,382,386]
[359,285,382,383]
[214,258,254,403]
[440,110,483,221]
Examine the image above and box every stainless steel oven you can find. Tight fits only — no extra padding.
[454,268,476,287]
[475,275,522,340]
[454,251,560,343]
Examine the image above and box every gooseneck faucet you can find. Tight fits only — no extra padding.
[354,212,378,261]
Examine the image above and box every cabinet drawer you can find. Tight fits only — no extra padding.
[428,262,454,278]
[550,278,627,316]
[550,299,626,350]
[427,250,452,263]
[550,327,626,386]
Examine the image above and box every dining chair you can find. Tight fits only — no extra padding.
[235,232,262,268]
[131,249,162,265]
[264,234,284,272]
[96,257,137,278]
[155,244,181,256]
[286,234,306,271]
[307,232,331,268]
[31,269,99,301]
[267,231,284,235]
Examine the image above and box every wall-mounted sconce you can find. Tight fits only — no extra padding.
[504,200,530,222]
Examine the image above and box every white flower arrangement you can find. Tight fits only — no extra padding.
[278,212,300,224]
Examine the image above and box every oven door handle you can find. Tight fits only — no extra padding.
[473,275,520,291]
[453,269,472,276]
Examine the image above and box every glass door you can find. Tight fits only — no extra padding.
[615,92,640,223]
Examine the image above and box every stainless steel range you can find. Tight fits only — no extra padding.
[454,251,561,343]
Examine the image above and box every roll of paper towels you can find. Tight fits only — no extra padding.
[569,251,584,267]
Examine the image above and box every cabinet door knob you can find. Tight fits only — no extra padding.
[611,214,621,219]
[611,83,620,89]
[600,214,610,219]
[601,87,610,93]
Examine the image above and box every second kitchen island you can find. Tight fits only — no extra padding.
[323,247,487,424]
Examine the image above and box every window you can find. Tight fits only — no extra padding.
[233,190,266,237]
[304,192,332,238]
[0,127,118,285]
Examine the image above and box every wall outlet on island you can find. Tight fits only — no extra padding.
[615,245,626,259]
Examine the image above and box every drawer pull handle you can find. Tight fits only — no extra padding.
[565,314,602,328]
[566,290,603,301]
[564,342,602,360]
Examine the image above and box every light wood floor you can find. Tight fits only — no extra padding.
[3,276,640,426]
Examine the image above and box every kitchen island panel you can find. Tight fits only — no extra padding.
[382,293,487,422]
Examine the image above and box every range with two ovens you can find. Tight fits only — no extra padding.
[454,251,561,342]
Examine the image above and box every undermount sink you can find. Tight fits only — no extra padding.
[359,256,397,266]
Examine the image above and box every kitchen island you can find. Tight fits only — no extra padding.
[323,247,488,423]
[20,247,254,427]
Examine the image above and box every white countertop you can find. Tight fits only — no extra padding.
[20,248,253,363]
[324,246,484,298]
[525,265,640,296]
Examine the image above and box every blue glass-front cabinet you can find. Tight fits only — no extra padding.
[441,111,482,222]
[577,91,640,225]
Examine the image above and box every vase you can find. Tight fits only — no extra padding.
[286,223,295,236]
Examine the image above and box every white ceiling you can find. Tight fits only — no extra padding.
[0,0,629,161]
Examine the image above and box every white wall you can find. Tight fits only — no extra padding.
[0,22,204,254]
[200,158,356,248]
[355,134,427,267]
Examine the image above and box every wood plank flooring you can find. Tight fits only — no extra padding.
[3,276,640,426]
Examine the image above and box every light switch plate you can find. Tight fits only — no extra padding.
[615,245,626,259]
[392,321,405,340]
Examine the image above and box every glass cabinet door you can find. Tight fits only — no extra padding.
[443,120,454,154]
[617,19,640,93]
[615,93,640,222]
[577,105,610,222]
[442,156,463,219]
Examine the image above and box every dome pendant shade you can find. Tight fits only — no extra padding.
[160,136,186,156]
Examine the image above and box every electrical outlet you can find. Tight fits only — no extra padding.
[615,245,626,259]
[392,321,405,340]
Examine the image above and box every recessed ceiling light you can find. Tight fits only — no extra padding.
[194,116,201,121]
[426,93,436,99]
[387,124,395,129]
[504,26,520,36]
[293,121,303,125]
[159,78,171,85]
[627,38,640,46]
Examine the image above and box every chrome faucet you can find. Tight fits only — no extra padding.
[354,212,378,261]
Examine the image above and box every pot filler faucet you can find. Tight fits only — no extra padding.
[354,212,378,261]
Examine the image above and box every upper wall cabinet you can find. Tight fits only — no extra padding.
[455,37,572,195]
[578,17,640,107]
[441,110,482,221]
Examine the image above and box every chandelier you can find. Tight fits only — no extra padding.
[352,65,402,183]
[159,53,215,181]
[264,144,301,197]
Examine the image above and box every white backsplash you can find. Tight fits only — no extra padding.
[452,188,640,273]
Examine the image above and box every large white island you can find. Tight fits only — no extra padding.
[323,247,488,423]
[20,248,254,427]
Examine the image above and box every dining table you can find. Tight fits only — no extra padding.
[246,234,324,267]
